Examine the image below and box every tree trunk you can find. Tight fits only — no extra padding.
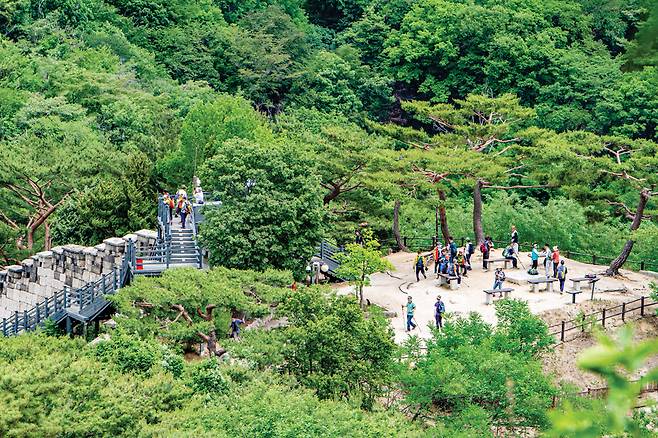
[26,227,34,251]
[606,189,650,276]
[473,180,484,245]
[392,199,408,251]
[438,189,450,245]
[323,185,341,205]
[44,221,51,250]
[202,329,227,358]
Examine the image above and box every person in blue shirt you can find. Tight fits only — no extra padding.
[530,243,539,270]
[230,317,244,339]
[448,236,457,262]
[404,296,416,332]
[434,295,445,329]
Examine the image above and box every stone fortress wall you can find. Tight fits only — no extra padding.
[0,230,157,320]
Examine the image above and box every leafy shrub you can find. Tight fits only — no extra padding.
[184,359,229,395]
[93,330,161,375]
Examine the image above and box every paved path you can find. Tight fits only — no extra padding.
[335,250,655,344]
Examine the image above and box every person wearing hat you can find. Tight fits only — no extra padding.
[403,296,417,332]
[529,243,539,270]
[465,238,474,270]
[434,295,445,329]
[552,246,560,278]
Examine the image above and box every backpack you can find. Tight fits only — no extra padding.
[527,268,538,275]
[480,242,487,253]
[502,247,510,257]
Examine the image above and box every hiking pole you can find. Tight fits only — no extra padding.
[516,254,526,270]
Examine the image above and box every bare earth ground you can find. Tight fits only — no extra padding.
[333,249,658,390]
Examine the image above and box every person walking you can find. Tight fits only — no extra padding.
[530,243,539,270]
[557,260,568,293]
[465,238,474,270]
[541,243,553,279]
[404,296,417,332]
[493,268,506,296]
[552,246,560,278]
[230,317,245,339]
[435,296,445,329]
[414,250,427,282]
[179,196,192,229]
[163,191,174,223]
[448,237,457,262]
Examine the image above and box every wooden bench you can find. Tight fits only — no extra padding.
[566,290,582,304]
[484,258,512,270]
[437,273,460,290]
[528,277,558,293]
[483,288,514,305]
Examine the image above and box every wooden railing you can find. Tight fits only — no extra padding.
[548,296,658,343]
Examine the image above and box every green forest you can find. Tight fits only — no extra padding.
[1,0,657,274]
[1,0,658,436]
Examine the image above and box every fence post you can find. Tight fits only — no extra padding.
[621,303,626,322]
[641,296,645,317]
[403,236,408,248]
[13,311,18,333]
[45,297,49,317]
[432,236,437,248]
[36,304,40,325]
[23,310,28,332]
[78,287,84,310]
[63,287,68,309]
[2,318,6,336]
[460,237,465,247]
[560,321,565,342]
[641,261,645,271]
[592,254,597,265]
[602,308,606,327]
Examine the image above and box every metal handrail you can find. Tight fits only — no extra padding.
[1,240,136,337]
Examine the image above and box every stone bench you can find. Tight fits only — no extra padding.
[570,276,597,292]
[528,277,558,293]
[437,273,460,290]
[483,288,514,305]
[484,258,512,270]
[566,290,582,304]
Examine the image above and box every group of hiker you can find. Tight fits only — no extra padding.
[414,236,474,283]
[162,186,194,229]
[412,225,571,293]
[404,295,445,332]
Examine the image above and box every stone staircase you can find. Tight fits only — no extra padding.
[169,220,201,267]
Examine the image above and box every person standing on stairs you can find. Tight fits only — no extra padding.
[179,196,192,229]
[163,191,174,223]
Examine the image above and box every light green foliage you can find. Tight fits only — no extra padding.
[336,231,393,306]
[199,139,324,274]
[400,303,556,431]
[277,287,396,408]
[161,95,272,187]
[547,326,658,437]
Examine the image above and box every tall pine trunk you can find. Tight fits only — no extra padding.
[438,189,450,245]
[606,189,650,276]
[473,180,484,245]
[392,199,408,251]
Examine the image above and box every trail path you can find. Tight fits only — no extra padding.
[334,249,655,344]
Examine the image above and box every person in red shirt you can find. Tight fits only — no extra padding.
[552,246,560,278]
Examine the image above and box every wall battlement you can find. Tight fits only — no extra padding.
[0,230,157,319]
